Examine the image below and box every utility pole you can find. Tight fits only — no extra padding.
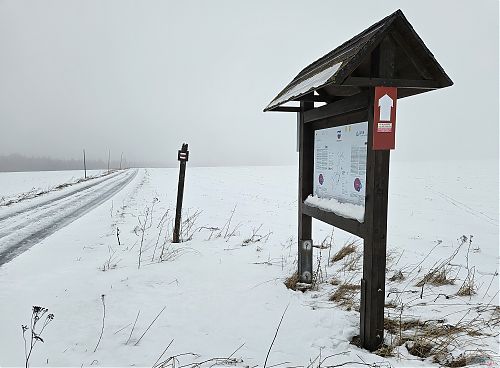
[107,149,110,174]
[173,143,189,243]
[83,149,87,179]
[120,152,123,170]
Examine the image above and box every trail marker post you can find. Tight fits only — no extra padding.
[173,143,189,243]
[264,10,452,351]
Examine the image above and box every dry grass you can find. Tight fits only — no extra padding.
[379,313,491,364]
[311,250,325,290]
[384,317,424,335]
[439,354,467,367]
[490,306,500,327]
[349,335,362,348]
[416,267,455,287]
[374,344,395,358]
[437,353,494,367]
[456,283,476,297]
[284,272,299,291]
[330,277,341,286]
[242,224,272,246]
[339,252,362,273]
[456,268,477,297]
[373,241,496,364]
[406,340,434,358]
[331,241,358,263]
[329,283,360,310]
[385,316,471,340]
[388,270,405,282]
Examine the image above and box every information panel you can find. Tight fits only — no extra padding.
[313,122,368,206]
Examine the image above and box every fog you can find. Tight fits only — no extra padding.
[0,0,498,168]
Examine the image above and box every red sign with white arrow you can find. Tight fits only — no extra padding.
[373,86,397,150]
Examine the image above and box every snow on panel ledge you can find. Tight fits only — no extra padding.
[304,195,365,223]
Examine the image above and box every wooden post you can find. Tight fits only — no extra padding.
[83,149,87,179]
[298,98,314,283]
[173,143,189,243]
[360,37,394,351]
[107,149,111,174]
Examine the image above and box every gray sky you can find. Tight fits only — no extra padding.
[0,0,498,167]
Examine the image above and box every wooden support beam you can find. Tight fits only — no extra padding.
[360,37,393,352]
[268,106,301,112]
[310,110,368,131]
[298,97,314,283]
[343,76,440,89]
[302,203,365,238]
[303,92,370,123]
[295,95,333,102]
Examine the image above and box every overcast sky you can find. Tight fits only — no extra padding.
[0,0,498,167]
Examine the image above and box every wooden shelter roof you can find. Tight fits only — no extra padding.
[264,9,453,112]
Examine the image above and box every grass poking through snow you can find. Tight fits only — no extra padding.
[331,240,358,263]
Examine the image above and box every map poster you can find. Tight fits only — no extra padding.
[313,122,368,206]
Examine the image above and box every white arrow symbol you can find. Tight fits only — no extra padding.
[378,94,393,121]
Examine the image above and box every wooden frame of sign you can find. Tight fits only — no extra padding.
[264,10,452,351]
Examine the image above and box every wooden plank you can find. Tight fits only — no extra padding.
[302,203,365,238]
[298,98,314,283]
[295,95,333,102]
[360,37,393,352]
[343,76,440,89]
[303,92,369,123]
[269,106,301,112]
[310,110,368,131]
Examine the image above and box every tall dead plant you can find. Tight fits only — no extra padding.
[22,306,54,368]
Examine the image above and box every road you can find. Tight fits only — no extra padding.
[0,169,138,266]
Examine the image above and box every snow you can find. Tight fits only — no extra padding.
[0,170,137,264]
[0,161,498,367]
[266,62,342,110]
[304,195,365,222]
[0,169,105,203]
[0,170,123,220]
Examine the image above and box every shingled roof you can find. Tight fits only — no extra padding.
[264,9,453,112]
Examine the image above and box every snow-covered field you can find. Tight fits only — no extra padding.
[0,169,105,203]
[0,161,498,367]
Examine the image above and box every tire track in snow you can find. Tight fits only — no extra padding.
[0,171,128,239]
[0,170,123,222]
[0,169,138,266]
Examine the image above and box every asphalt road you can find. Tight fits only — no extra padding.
[0,169,138,266]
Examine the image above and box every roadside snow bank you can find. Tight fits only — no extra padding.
[304,195,365,222]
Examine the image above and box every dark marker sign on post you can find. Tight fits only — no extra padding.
[264,10,452,351]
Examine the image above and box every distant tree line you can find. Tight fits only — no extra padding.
[0,153,175,172]
[0,154,111,172]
